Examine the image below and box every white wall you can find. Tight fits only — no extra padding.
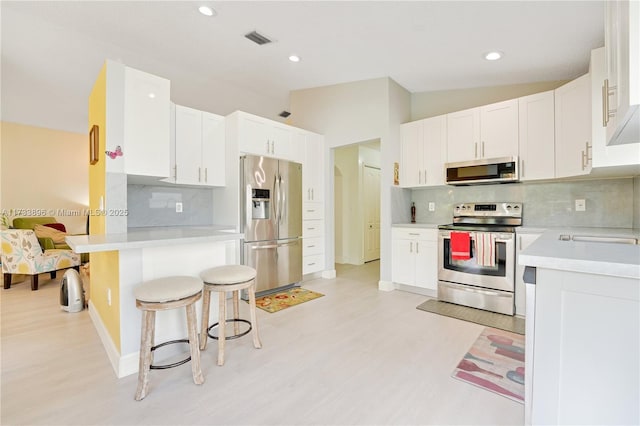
[410,80,568,121]
[334,145,360,264]
[290,77,410,285]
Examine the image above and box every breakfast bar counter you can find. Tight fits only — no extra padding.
[68,226,244,378]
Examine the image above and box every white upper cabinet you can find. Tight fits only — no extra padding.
[238,113,292,160]
[591,47,640,169]
[518,91,556,180]
[123,66,171,177]
[172,105,225,186]
[555,74,592,178]
[400,120,423,187]
[400,115,446,187]
[603,0,640,146]
[446,108,480,163]
[446,100,518,163]
[302,131,324,202]
[479,99,519,159]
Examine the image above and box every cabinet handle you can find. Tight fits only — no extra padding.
[311,188,314,200]
[603,79,617,126]
[423,169,427,184]
[519,236,522,251]
[408,233,420,236]
[198,167,201,182]
[416,242,419,254]
[271,140,275,153]
[481,141,485,158]
[205,168,208,183]
[474,142,478,158]
[174,165,178,180]
[308,188,311,200]
[520,159,524,178]
[410,242,413,253]
[586,141,592,162]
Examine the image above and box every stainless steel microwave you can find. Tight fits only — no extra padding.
[445,156,519,185]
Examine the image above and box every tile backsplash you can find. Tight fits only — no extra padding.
[411,178,636,228]
[127,184,213,228]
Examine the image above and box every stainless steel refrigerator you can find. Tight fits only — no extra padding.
[240,155,302,295]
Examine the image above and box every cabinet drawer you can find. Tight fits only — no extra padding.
[303,220,324,238]
[392,227,437,241]
[303,202,324,220]
[303,237,324,256]
[303,254,325,275]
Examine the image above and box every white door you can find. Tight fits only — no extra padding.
[363,165,380,262]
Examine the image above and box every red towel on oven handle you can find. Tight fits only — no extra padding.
[451,231,471,260]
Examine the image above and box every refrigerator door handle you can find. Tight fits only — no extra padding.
[279,175,285,224]
[251,240,298,250]
[273,174,280,224]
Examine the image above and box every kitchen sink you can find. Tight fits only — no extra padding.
[558,234,638,245]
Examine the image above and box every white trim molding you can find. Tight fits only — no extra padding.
[378,280,396,292]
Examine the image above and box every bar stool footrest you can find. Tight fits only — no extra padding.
[207,319,252,340]
[149,339,191,370]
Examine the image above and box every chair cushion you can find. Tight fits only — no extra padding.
[200,265,256,285]
[34,224,67,244]
[134,276,203,303]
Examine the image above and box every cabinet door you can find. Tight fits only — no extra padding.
[422,115,447,186]
[480,99,519,159]
[239,116,271,156]
[400,120,423,187]
[392,238,415,285]
[174,105,202,185]
[414,239,437,291]
[202,112,225,186]
[555,74,592,178]
[447,108,480,163]
[515,232,542,316]
[124,67,171,177]
[519,91,555,180]
[271,125,292,159]
[303,132,324,202]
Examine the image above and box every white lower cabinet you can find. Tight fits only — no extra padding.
[391,227,438,293]
[302,205,325,275]
[515,231,543,316]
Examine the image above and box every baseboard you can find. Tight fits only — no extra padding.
[321,269,336,279]
[378,280,396,292]
[88,301,138,378]
[395,283,436,298]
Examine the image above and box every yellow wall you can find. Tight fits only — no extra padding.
[88,63,121,352]
[0,121,88,234]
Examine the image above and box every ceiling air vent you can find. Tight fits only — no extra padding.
[245,31,272,45]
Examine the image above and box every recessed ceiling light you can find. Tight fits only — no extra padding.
[484,51,503,61]
[198,6,215,17]
[148,93,156,99]
[289,55,300,63]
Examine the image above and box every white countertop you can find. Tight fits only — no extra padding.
[392,223,440,229]
[519,227,640,279]
[66,226,243,253]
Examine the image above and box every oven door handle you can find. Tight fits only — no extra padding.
[439,234,513,243]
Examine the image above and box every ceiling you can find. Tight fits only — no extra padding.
[1,1,604,134]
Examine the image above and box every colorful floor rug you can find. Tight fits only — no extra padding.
[452,327,525,403]
[254,287,324,313]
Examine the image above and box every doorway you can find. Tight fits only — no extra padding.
[333,140,381,270]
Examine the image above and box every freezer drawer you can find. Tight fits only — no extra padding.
[438,280,514,315]
[243,238,302,294]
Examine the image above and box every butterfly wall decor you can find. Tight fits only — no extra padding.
[106,145,123,159]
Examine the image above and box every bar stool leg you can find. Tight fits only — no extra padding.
[217,291,227,366]
[233,290,240,335]
[186,302,204,385]
[200,287,211,350]
[135,310,156,401]
[248,281,262,349]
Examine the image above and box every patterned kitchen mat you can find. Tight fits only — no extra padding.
[254,287,324,313]
[416,299,525,335]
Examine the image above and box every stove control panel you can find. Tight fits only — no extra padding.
[453,202,522,218]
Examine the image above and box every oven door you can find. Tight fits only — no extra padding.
[438,230,515,292]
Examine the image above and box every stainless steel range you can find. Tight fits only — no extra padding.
[437,202,522,315]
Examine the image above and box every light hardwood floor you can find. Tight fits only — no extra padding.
[1,263,524,425]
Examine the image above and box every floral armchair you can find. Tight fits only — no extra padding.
[1,229,81,291]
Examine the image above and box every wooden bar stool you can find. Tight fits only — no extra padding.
[200,265,262,366]
[134,276,205,401]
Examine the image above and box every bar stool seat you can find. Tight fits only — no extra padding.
[200,265,262,366]
[134,276,204,401]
